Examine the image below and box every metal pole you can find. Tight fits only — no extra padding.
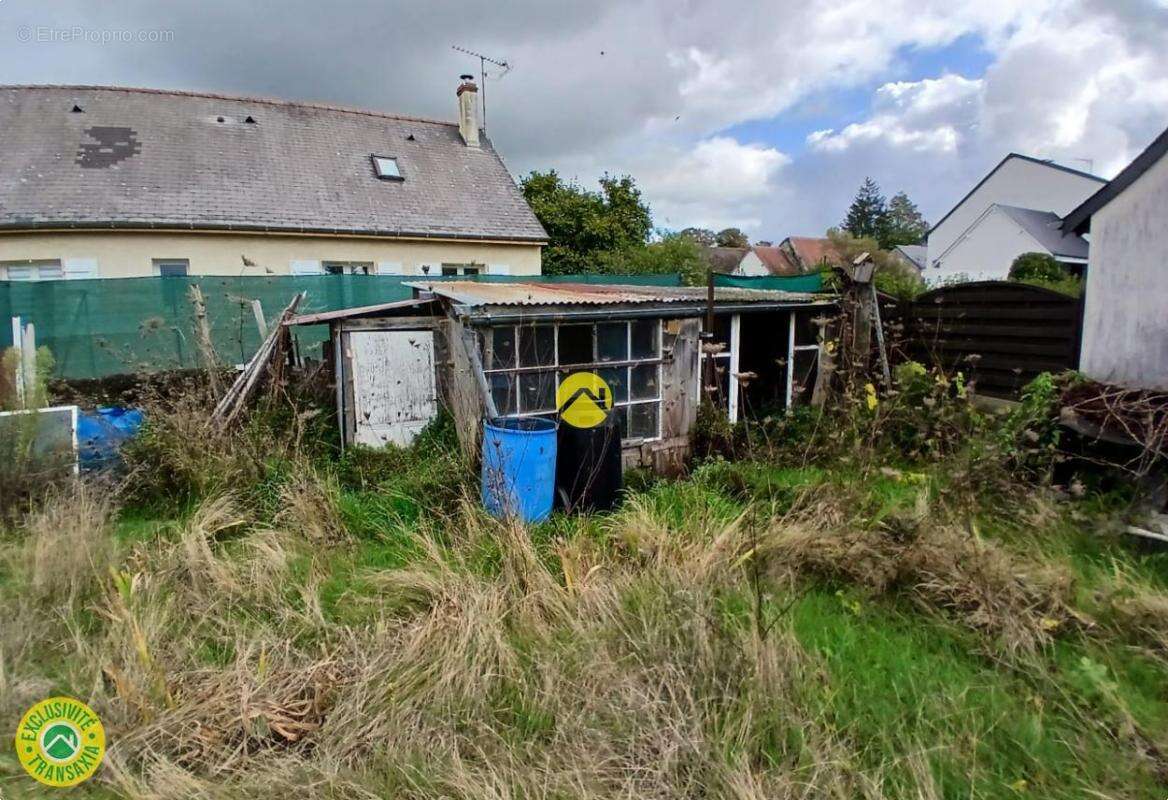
[703,270,715,399]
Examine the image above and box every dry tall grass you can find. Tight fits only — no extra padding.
[1,471,1166,798]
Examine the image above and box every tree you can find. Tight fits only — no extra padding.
[596,232,706,285]
[826,227,925,300]
[678,227,716,246]
[521,170,653,274]
[715,227,749,248]
[1009,252,1065,282]
[842,178,887,242]
[882,192,928,249]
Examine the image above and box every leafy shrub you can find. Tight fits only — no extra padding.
[1009,252,1066,282]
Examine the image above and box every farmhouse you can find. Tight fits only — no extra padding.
[288,281,835,471]
[0,78,546,281]
[1063,123,1168,391]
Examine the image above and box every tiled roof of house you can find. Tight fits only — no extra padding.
[700,246,749,273]
[0,85,547,242]
[784,237,845,270]
[995,205,1088,259]
[750,245,799,275]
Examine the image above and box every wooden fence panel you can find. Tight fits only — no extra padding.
[903,281,1082,399]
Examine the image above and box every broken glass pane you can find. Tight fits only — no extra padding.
[597,322,629,362]
[558,324,593,365]
[519,325,555,367]
[628,403,659,439]
[519,370,557,413]
[598,367,628,404]
[489,326,516,370]
[489,373,517,416]
[630,364,659,400]
[631,320,658,359]
[610,406,628,439]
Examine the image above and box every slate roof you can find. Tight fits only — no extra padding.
[995,204,1089,259]
[0,85,547,242]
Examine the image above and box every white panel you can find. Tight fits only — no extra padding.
[6,266,34,281]
[63,258,99,279]
[486,263,511,275]
[376,262,404,275]
[290,259,323,275]
[349,330,438,447]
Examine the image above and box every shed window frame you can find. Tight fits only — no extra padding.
[482,319,663,442]
[371,154,403,181]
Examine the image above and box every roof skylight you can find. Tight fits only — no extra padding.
[372,155,402,180]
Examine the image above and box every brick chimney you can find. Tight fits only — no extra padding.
[457,74,479,147]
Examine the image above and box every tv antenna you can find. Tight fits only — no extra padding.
[452,45,511,135]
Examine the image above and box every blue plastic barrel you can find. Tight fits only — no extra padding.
[481,417,557,523]
[77,406,145,471]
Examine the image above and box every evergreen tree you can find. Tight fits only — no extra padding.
[882,191,929,248]
[841,177,887,241]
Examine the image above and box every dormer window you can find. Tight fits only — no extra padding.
[372,155,402,180]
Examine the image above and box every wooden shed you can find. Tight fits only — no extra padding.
[287,281,836,472]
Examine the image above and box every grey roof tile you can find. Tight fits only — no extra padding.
[995,204,1088,259]
[0,85,547,242]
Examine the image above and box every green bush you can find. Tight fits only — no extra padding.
[1009,252,1066,282]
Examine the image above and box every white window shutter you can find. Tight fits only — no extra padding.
[376,262,404,275]
[6,266,33,281]
[63,258,98,279]
[290,259,323,275]
[486,264,511,275]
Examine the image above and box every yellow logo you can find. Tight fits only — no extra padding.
[14,697,105,787]
[557,371,613,429]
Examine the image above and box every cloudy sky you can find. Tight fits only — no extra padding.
[2,0,1166,240]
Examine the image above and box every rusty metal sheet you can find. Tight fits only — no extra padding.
[404,280,822,307]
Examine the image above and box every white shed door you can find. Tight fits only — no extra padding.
[349,330,437,447]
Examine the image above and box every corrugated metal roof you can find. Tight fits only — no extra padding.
[404,280,822,307]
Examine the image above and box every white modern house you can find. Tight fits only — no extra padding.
[1063,124,1168,391]
[925,154,1106,281]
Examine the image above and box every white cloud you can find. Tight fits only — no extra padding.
[0,0,1165,240]
[634,137,790,230]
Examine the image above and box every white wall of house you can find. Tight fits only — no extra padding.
[929,206,1051,282]
[926,157,1103,275]
[1080,152,1168,390]
[0,230,542,279]
[734,251,767,276]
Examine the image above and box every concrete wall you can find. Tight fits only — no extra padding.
[928,206,1046,282]
[1080,152,1168,390]
[0,230,542,278]
[926,157,1102,275]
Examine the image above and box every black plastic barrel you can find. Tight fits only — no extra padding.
[555,415,622,513]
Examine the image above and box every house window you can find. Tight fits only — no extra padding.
[440,264,481,277]
[371,155,402,180]
[3,260,64,281]
[481,319,663,441]
[153,259,189,278]
[324,261,374,275]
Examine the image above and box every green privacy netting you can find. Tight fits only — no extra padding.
[713,272,827,293]
[0,273,683,378]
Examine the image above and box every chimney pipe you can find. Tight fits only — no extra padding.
[457,74,479,147]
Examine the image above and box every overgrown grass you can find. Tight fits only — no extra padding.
[3,376,1168,798]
